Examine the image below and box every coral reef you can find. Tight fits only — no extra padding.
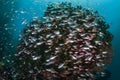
[0,62,13,80]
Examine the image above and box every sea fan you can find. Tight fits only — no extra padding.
[13,2,113,80]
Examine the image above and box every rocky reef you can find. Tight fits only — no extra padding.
[13,2,113,80]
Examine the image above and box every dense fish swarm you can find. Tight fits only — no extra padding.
[13,2,113,80]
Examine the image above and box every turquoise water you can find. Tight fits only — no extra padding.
[0,0,120,80]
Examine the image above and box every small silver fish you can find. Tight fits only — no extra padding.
[44,50,50,53]
[45,61,54,65]
[43,17,49,19]
[29,70,33,73]
[31,31,37,35]
[46,56,57,62]
[46,24,52,27]
[59,44,64,46]
[95,55,101,59]
[36,42,44,46]
[102,51,108,54]
[56,16,62,19]
[80,33,86,37]
[85,56,92,61]
[80,74,85,77]
[73,12,80,15]
[68,22,73,25]
[50,35,55,38]
[29,37,37,43]
[58,63,65,69]
[95,41,102,45]
[32,56,41,60]
[69,40,74,43]
[88,45,94,48]
[54,31,60,35]
[71,55,77,60]
[46,34,51,38]
[47,40,52,43]
[23,39,28,46]
[46,69,55,73]
[83,47,90,50]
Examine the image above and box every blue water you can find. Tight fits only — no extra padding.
[0,0,120,80]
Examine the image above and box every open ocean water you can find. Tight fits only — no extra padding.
[0,0,120,80]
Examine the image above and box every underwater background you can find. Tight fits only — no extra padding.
[0,0,120,80]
